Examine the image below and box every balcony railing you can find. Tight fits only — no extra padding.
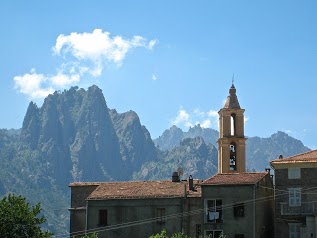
[281,201,317,215]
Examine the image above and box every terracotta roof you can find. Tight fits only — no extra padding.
[87,181,188,200]
[270,150,317,165]
[201,172,268,185]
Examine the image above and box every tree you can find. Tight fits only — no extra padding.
[0,194,52,237]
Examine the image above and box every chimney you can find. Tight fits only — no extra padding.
[279,155,283,159]
[172,172,180,182]
[188,175,194,190]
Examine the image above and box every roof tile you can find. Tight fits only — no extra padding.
[87,181,188,200]
[201,172,268,185]
[270,149,317,165]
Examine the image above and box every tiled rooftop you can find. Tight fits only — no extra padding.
[201,172,268,185]
[69,180,202,199]
[270,149,317,164]
[79,180,202,200]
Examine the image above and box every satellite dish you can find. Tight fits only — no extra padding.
[177,167,184,177]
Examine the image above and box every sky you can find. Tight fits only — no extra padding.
[1,1,317,149]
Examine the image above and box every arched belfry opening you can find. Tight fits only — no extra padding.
[230,113,236,136]
[230,142,237,171]
[217,83,246,173]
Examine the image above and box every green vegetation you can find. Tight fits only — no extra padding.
[79,233,99,238]
[0,194,52,237]
[149,229,191,238]
[149,229,227,238]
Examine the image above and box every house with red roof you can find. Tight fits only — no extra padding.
[69,179,202,238]
[270,150,317,238]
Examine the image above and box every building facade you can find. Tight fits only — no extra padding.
[201,172,273,238]
[69,179,202,238]
[270,150,317,238]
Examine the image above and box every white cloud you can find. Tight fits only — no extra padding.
[152,74,158,81]
[52,29,156,65]
[50,73,80,87]
[148,40,157,50]
[244,116,249,123]
[193,108,205,117]
[14,29,157,99]
[208,110,218,118]
[13,69,54,99]
[171,107,220,131]
[173,108,190,125]
[201,119,211,128]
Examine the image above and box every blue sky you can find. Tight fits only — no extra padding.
[1,1,317,149]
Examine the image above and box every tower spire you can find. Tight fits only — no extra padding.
[223,80,240,109]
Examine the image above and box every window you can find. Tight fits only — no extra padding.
[98,209,107,226]
[233,203,244,217]
[289,223,300,238]
[288,168,301,179]
[205,230,223,238]
[195,224,201,238]
[230,143,237,171]
[289,188,301,207]
[157,208,165,224]
[231,113,236,136]
[205,199,222,223]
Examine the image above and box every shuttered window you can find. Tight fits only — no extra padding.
[289,188,301,207]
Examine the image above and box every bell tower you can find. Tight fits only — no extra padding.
[217,83,246,173]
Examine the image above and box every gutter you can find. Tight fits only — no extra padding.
[253,185,256,238]
[85,200,89,235]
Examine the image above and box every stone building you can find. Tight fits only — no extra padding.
[270,150,317,238]
[69,179,202,238]
[201,172,273,237]
[200,83,274,237]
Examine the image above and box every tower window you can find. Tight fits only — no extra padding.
[231,113,236,136]
[230,143,237,171]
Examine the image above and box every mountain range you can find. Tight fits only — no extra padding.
[0,85,310,235]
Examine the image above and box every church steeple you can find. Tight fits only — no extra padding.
[217,83,246,173]
[223,84,240,109]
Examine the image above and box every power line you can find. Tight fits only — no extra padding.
[53,185,317,237]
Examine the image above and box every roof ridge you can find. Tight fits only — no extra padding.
[218,172,267,175]
[271,149,316,162]
[285,149,315,159]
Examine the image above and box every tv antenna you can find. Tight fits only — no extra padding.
[177,167,184,177]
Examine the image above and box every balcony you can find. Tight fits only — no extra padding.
[281,201,317,215]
